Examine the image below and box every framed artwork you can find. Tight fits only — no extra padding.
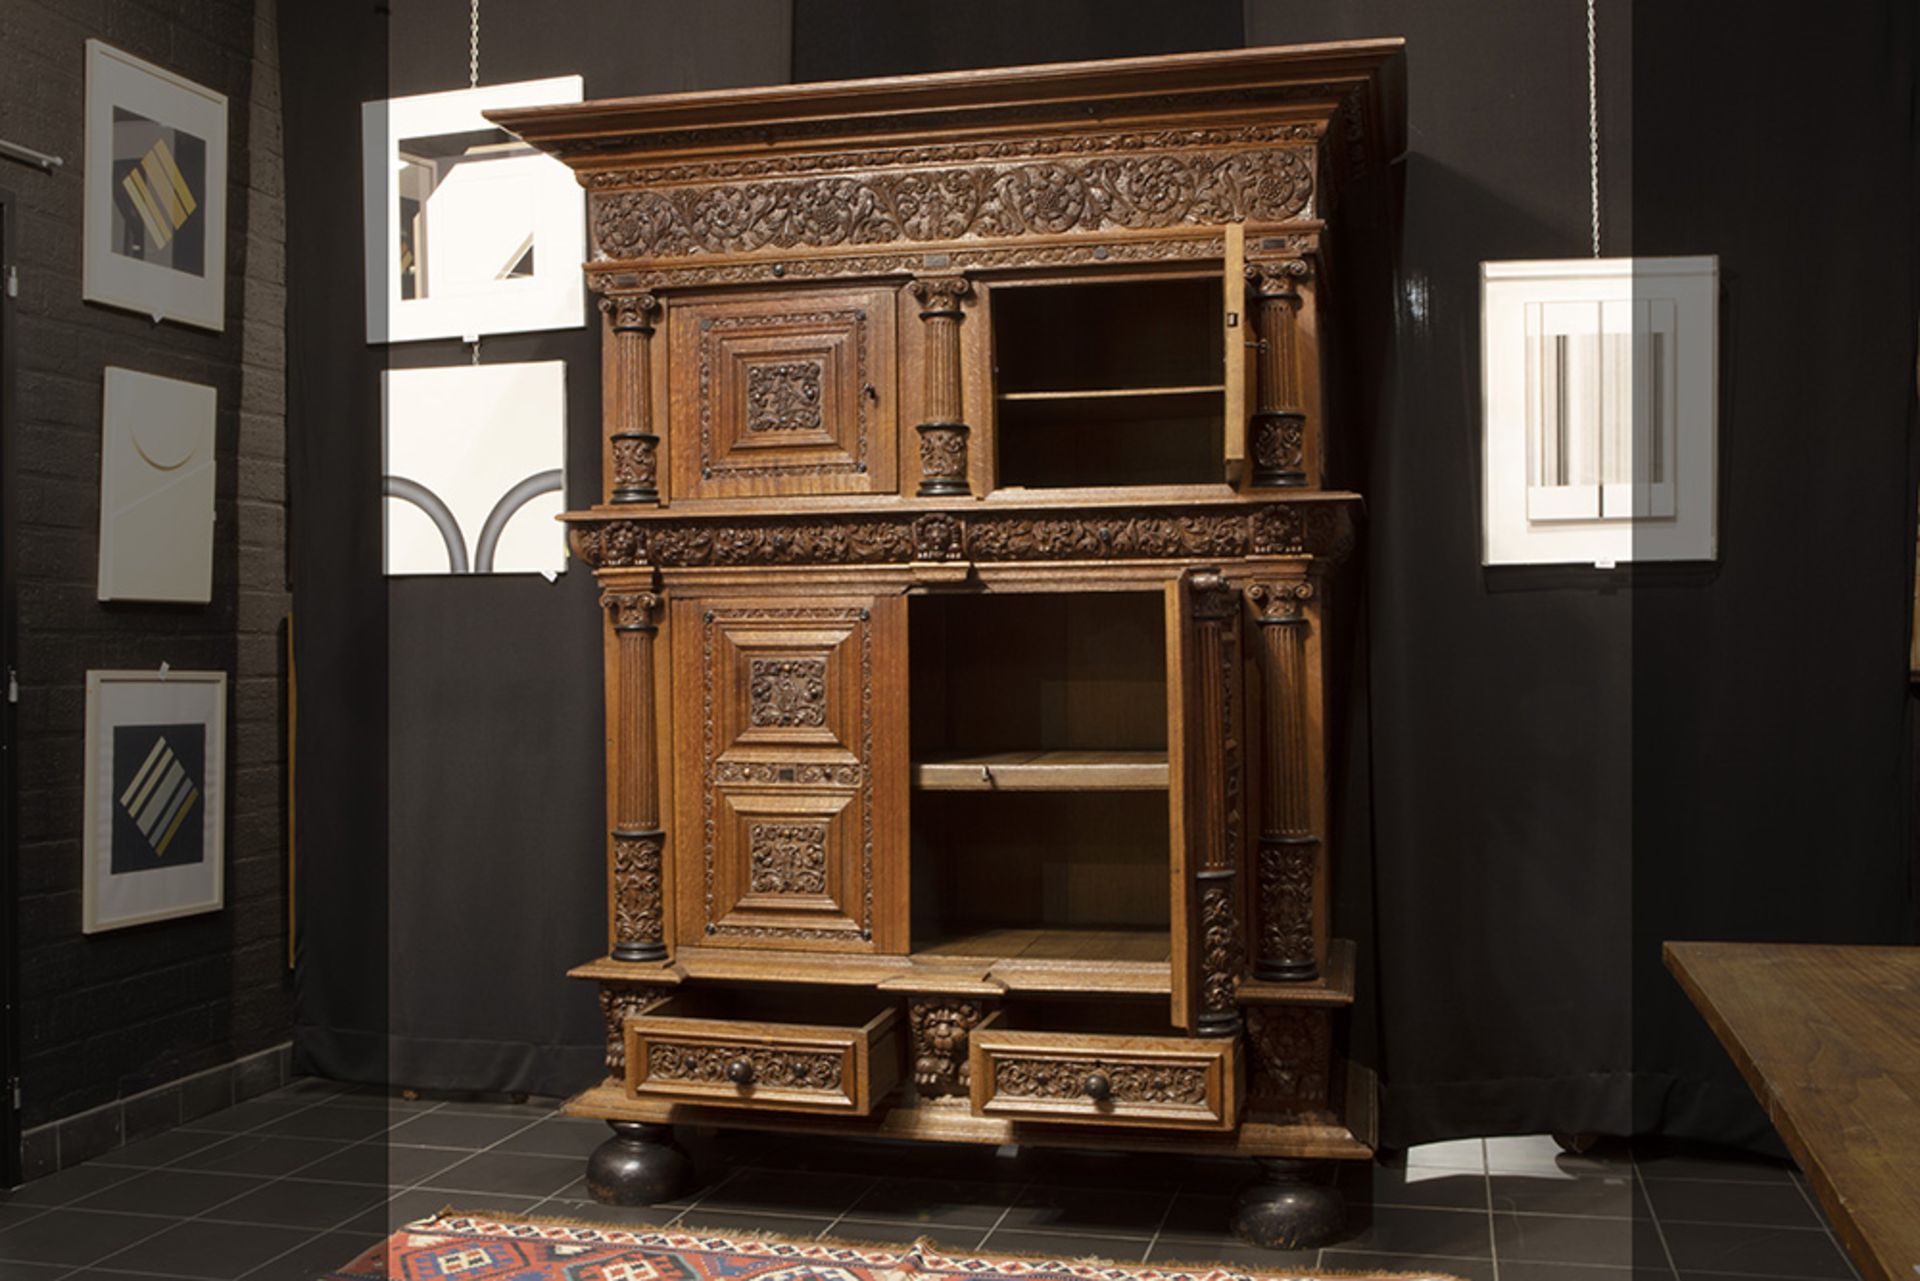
[83,670,227,933]
[382,361,567,575]
[83,40,228,331]
[97,367,217,603]
[362,76,585,344]
[1481,256,1719,566]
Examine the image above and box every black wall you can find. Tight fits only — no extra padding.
[1,0,292,1158]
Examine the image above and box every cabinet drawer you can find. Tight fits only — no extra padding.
[968,1014,1241,1131]
[624,990,901,1115]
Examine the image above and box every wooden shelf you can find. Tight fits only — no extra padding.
[912,750,1169,791]
[913,925,1172,994]
[996,384,1225,403]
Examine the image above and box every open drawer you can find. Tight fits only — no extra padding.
[968,1007,1241,1131]
[624,988,902,1115]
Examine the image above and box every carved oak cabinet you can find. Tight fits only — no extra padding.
[493,40,1404,1248]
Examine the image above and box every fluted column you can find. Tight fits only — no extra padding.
[909,276,972,497]
[1247,580,1321,981]
[603,589,666,961]
[1245,260,1311,489]
[603,293,661,504]
[1184,569,1246,1037]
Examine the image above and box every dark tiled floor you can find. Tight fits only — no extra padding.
[0,1079,1866,1281]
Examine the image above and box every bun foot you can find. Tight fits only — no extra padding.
[585,1121,691,1206]
[1230,1157,1346,1249]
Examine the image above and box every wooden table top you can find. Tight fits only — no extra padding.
[1664,942,1920,1281]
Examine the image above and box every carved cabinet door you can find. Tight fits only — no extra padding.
[668,287,899,500]
[1166,569,1248,1036]
[671,594,908,953]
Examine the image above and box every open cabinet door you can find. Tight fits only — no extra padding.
[1166,567,1246,1036]
[1224,224,1252,486]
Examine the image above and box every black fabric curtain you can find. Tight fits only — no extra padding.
[285,0,1918,1149]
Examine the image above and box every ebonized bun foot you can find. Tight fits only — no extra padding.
[586,1121,690,1206]
[1230,1157,1346,1249]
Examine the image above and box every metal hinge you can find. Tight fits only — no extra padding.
[6,668,16,703]
[8,1077,19,1111]
[4,265,16,298]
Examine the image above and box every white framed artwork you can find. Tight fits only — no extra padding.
[1482,257,1719,566]
[362,77,586,344]
[83,670,227,933]
[382,361,568,576]
[98,367,217,603]
[83,40,228,331]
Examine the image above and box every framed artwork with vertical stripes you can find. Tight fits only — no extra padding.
[83,670,226,933]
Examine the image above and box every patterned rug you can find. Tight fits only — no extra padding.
[324,1213,1454,1281]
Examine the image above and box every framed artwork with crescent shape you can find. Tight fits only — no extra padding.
[83,40,228,332]
[83,670,227,933]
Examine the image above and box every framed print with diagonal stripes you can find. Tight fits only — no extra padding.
[83,670,226,932]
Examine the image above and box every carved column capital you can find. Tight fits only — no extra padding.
[601,291,661,333]
[908,275,973,316]
[1248,580,1315,624]
[1245,257,1313,297]
[601,590,662,633]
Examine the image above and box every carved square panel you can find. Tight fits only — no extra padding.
[670,287,897,498]
[708,790,864,942]
[710,612,862,755]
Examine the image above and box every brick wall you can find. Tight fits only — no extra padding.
[0,0,290,1167]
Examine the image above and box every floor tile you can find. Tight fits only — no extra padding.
[1493,1211,1643,1267]
[73,1167,260,1217]
[1497,1265,1650,1281]
[0,1262,73,1279]
[1335,1205,1493,1258]
[1659,1221,1853,1279]
[191,1098,313,1135]
[237,1230,383,1281]
[419,1150,584,1200]
[1633,1142,1795,1184]
[830,1217,990,1252]
[1323,1248,1497,1281]
[90,1218,315,1280]
[841,1176,1024,1228]
[1152,1191,1238,1241]
[1489,1172,1638,1219]
[998,1184,1173,1238]
[256,1104,396,1143]
[1146,1236,1321,1270]
[89,1127,228,1169]
[294,1140,469,1189]
[169,1134,348,1178]
[0,1208,168,1267]
[492,1117,609,1159]
[1404,1139,1488,1173]
[340,1188,541,1235]
[1641,1177,1820,1228]
[201,1177,389,1230]
[385,1110,538,1150]
[1344,1164,1490,1211]
[694,1168,876,1217]
[0,1163,140,1209]
[978,1228,1148,1264]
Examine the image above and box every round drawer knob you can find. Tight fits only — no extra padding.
[1082,1071,1112,1102]
[727,1058,755,1086]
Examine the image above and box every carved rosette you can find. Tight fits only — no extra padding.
[612,832,665,953]
[909,998,986,1097]
[748,658,828,728]
[746,361,825,433]
[993,1058,1209,1105]
[1246,1006,1333,1116]
[566,502,1348,570]
[748,821,829,896]
[647,1043,844,1092]
[599,981,669,1077]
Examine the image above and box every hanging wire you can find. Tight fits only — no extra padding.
[469,0,481,89]
[1587,0,1601,257]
